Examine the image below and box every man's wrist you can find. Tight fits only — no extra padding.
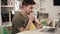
[29,19,33,22]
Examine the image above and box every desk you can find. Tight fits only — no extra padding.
[17,26,60,34]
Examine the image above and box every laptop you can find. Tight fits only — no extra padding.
[40,21,59,33]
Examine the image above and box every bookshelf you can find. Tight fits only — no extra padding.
[0,0,16,34]
[1,0,15,26]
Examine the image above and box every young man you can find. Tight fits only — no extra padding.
[12,0,42,34]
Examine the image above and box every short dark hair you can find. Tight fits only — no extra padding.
[22,0,36,6]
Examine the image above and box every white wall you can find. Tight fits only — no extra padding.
[40,0,60,20]
[0,0,1,14]
[0,0,1,26]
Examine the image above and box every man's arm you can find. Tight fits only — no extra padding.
[18,20,32,32]
[33,18,42,29]
[18,13,35,32]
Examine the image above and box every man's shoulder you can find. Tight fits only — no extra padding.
[12,12,22,21]
[14,12,22,17]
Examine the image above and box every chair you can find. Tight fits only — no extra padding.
[0,26,4,34]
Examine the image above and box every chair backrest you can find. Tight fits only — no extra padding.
[0,26,4,34]
[3,26,8,34]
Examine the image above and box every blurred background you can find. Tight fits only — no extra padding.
[0,0,60,34]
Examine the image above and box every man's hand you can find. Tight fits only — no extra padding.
[34,17,43,29]
[24,13,35,30]
[36,24,43,29]
[28,13,43,29]
[28,13,35,22]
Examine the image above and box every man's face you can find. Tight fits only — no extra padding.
[23,5,35,14]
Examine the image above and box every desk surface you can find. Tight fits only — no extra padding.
[17,26,60,34]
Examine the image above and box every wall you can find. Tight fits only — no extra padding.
[0,0,2,26]
[40,0,60,21]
